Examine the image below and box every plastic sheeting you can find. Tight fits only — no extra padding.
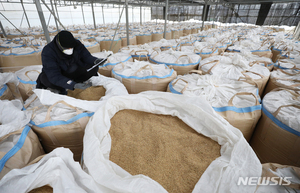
[0,148,109,193]
[0,100,31,138]
[82,91,261,193]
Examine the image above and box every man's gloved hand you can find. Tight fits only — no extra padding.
[74,81,92,90]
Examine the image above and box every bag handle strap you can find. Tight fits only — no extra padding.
[133,64,156,76]
[273,104,300,117]
[278,60,296,69]
[200,60,220,74]
[172,78,189,94]
[241,70,264,79]
[193,48,200,53]
[188,70,203,75]
[249,60,271,67]
[228,92,260,106]
[277,68,300,76]
[273,77,300,84]
[238,76,260,88]
[45,100,82,122]
[175,55,192,64]
[150,50,160,59]
[270,88,300,99]
[135,49,149,56]
[24,70,40,81]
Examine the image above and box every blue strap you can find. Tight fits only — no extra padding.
[17,77,36,85]
[168,81,182,95]
[0,84,8,97]
[213,105,261,113]
[262,105,300,137]
[30,112,94,128]
[0,125,31,172]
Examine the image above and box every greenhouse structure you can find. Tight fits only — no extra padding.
[0,0,299,193]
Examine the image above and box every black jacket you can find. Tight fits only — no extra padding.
[41,35,98,90]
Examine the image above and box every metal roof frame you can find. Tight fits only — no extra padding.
[0,0,298,48]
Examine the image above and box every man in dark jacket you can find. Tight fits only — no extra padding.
[36,30,105,94]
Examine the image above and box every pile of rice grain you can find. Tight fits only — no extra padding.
[109,110,221,193]
[29,185,53,193]
[67,86,106,101]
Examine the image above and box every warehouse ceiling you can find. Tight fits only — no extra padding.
[1,0,300,7]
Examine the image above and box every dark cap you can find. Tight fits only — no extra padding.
[57,30,77,48]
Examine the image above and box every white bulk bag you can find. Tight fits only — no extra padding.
[0,72,22,102]
[263,68,300,95]
[227,39,272,58]
[150,49,201,75]
[251,89,300,167]
[199,54,270,95]
[273,58,300,70]
[15,65,42,101]
[0,148,109,193]
[167,74,261,141]
[112,61,177,94]
[82,92,261,193]
[0,100,31,138]
[32,75,128,112]
[92,51,133,77]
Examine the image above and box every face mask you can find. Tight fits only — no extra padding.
[63,48,73,55]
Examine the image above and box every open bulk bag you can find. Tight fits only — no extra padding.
[0,148,109,193]
[27,98,93,162]
[0,100,44,179]
[136,33,152,45]
[112,61,177,94]
[32,75,129,113]
[256,163,300,193]
[0,47,42,72]
[0,72,22,102]
[263,68,300,97]
[150,49,201,75]
[92,51,132,77]
[250,89,300,167]
[167,74,261,141]
[15,65,42,101]
[82,92,261,193]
